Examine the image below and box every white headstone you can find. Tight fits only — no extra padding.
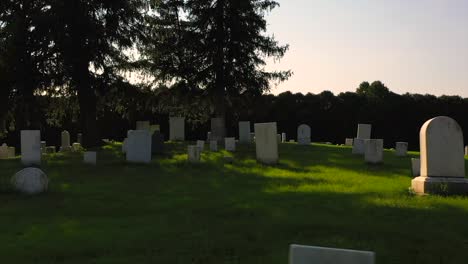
[395,142,408,157]
[364,139,383,164]
[289,244,375,264]
[345,138,354,146]
[84,151,97,165]
[136,121,151,131]
[225,137,236,152]
[254,122,279,164]
[297,124,311,145]
[196,140,205,152]
[11,167,48,195]
[281,133,287,143]
[357,124,372,139]
[60,130,71,151]
[210,140,218,152]
[169,117,185,141]
[239,121,251,144]
[411,158,420,177]
[411,116,468,195]
[126,130,152,163]
[0,143,8,159]
[188,145,201,163]
[352,138,365,155]
[21,130,41,166]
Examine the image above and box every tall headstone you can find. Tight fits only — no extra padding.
[411,116,468,195]
[357,124,372,139]
[126,130,152,164]
[281,133,287,143]
[225,137,236,152]
[188,145,201,163]
[289,244,375,264]
[210,140,218,152]
[196,140,205,152]
[0,144,8,159]
[151,131,165,154]
[169,117,185,141]
[211,118,226,143]
[136,121,151,131]
[21,130,41,166]
[83,152,97,165]
[297,124,311,145]
[239,121,251,144]
[345,138,354,146]
[364,139,383,164]
[395,142,408,157]
[411,158,421,177]
[254,123,278,164]
[60,130,71,152]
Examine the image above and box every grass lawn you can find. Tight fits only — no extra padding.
[1,142,468,264]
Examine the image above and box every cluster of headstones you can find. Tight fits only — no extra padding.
[348,124,408,164]
[0,143,16,159]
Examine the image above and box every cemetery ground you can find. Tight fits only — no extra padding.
[1,143,468,264]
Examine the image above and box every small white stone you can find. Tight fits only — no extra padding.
[225,137,236,151]
[188,145,201,163]
[196,140,205,152]
[11,167,48,195]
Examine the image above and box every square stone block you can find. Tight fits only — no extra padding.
[412,176,468,195]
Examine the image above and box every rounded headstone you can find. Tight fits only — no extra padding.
[11,168,48,195]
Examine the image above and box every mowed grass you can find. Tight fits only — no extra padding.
[1,142,468,264]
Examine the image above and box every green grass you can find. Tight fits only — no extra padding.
[1,142,468,264]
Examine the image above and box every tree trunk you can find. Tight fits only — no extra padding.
[214,0,226,120]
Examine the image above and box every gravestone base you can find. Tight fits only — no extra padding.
[411,176,468,195]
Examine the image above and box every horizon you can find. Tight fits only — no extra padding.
[266,0,468,97]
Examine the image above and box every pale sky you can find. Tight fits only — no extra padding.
[266,0,468,97]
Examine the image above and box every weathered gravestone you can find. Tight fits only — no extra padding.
[21,130,41,166]
[210,140,218,152]
[364,139,383,164]
[60,130,71,152]
[225,137,236,152]
[187,145,201,163]
[395,142,408,157]
[72,143,82,152]
[151,131,165,154]
[239,121,251,144]
[352,138,366,155]
[281,133,287,143]
[126,130,152,164]
[289,244,375,264]
[411,158,420,177]
[345,138,354,146]
[196,140,205,152]
[169,117,185,141]
[0,144,8,159]
[211,118,226,143]
[136,121,151,131]
[277,134,282,144]
[11,167,48,195]
[84,152,97,165]
[254,122,278,164]
[411,116,468,195]
[297,124,311,145]
[357,124,372,139]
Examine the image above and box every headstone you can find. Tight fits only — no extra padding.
[211,118,226,143]
[0,143,8,159]
[83,151,97,165]
[345,138,354,146]
[395,142,408,157]
[297,124,311,145]
[7,147,15,158]
[210,140,218,152]
[21,130,41,166]
[357,124,372,139]
[352,138,365,155]
[151,131,165,154]
[239,121,251,144]
[196,140,205,152]
[60,130,71,152]
[72,143,82,152]
[136,121,151,131]
[289,244,375,264]
[45,146,56,154]
[126,130,152,164]
[281,133,287,143]
[364,139,383,164]
[277,134,282,144]
[411,116,468,195]
[169,117,185,141]
[150,125,160,134]
[11,167,48,195]
[187,145,201,163]
[77,133,83,144]
[225,137,236,152]
[411,158,420,177]
[254,122,279,164]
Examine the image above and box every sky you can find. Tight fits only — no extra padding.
[265,0,468,97]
